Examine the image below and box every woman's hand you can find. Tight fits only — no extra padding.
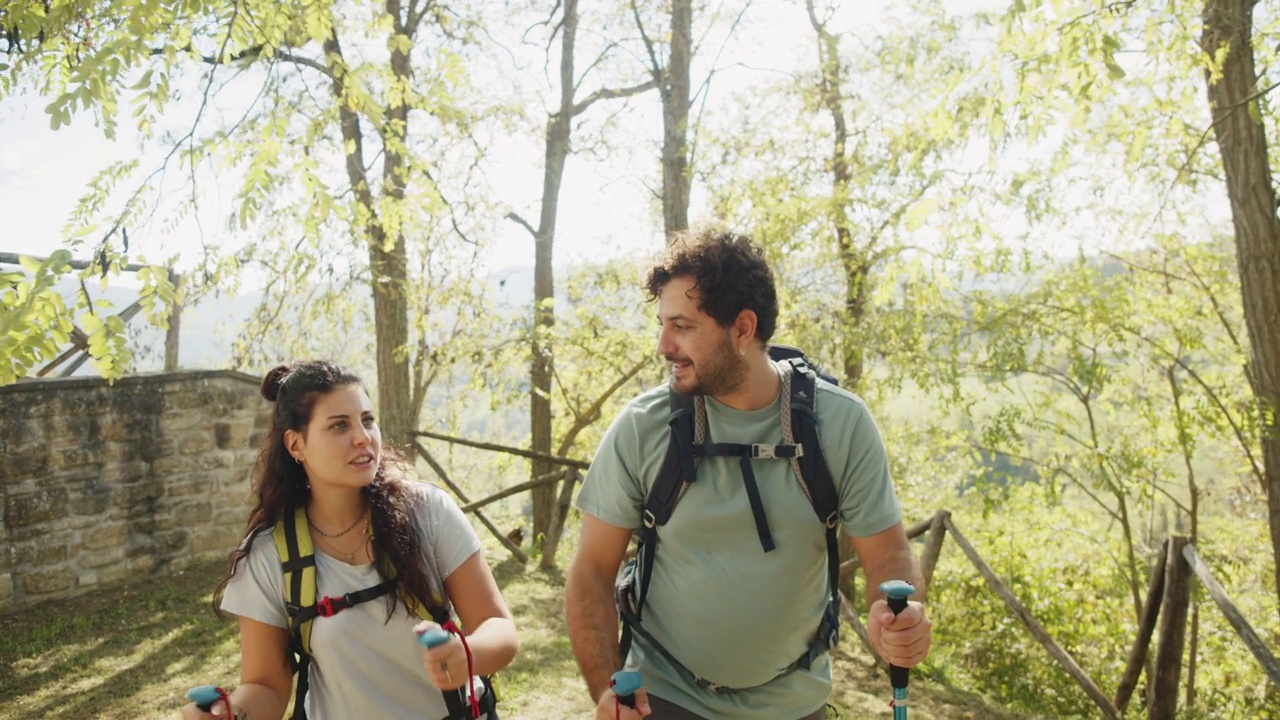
[415,621,470,690]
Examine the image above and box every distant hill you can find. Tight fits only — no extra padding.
[10,265,538,376]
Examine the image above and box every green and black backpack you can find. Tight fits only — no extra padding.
[272,508,499,719]
[615,345,843,693]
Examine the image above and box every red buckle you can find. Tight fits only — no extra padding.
[316,596,337,617]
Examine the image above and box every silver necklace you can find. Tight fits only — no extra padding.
[316,520,368,561]
[307,506,368,538]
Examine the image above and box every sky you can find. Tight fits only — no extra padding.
[0,0,958,286]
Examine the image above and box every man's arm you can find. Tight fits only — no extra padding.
[850,521,932,667]
[565,513,635,702]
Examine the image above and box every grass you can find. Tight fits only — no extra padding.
[0,554,1037,719]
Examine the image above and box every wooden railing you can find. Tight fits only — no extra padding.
[404,431,1280,718]
[0,251,182,375]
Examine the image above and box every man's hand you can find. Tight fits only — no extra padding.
[593,686,651,720]
[867,599,931,667]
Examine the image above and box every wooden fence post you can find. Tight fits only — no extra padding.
[540,468,579,569]
[919,510,949,602]
[944,515,1119,719]
[413,440,529,564]
[1115,538,1168,712]
[1182,543,1280,688]
[1150,536,1192,720]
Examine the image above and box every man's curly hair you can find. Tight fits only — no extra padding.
[645,228,778,343]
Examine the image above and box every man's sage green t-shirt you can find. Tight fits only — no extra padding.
[577,366,902,720]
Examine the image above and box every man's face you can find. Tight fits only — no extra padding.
[655,276,747,397]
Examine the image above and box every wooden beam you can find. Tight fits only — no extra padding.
[412,441,528,564]
[0,251,155,273]
[1150,536,1192,720]
[540,468,579,570]
[918,510,950,602]
[1115,539,1168,711]
[415,429,591,470]
[839,515,935,578]
[944,515,1119,719]
[838,588,879,666]
[1182,543,1280,688]
[459,470,566,514]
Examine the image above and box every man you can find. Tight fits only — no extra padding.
[565,229,931,720]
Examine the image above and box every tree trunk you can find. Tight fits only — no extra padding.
[1202,0,1280,615]
[808,0,866,595]
[324,26,415,451]
[526,0,581,541]
[661,0,692,239]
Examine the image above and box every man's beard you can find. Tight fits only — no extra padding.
[668,334,747,397]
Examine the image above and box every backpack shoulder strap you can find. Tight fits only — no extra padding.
[784,361,839,526]
[645,390,698,528]
[273,507,318,655]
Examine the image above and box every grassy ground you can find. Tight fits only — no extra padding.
[0,555,1036,720]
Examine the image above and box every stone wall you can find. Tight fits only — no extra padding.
[0,370,270,613]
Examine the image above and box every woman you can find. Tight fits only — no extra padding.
[182,361,517,720]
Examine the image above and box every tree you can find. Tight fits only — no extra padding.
[1201,0,1280,618]
[506,0,655,542]
[2,0,497,449]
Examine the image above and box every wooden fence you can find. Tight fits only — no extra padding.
[0,251,183,374]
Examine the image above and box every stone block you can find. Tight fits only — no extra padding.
[191,527,241,555]
[69,485,114,516]
[142,436,177,461]
[82,523,129,551]
[100,462,151,485]
[5,488,68,529]
[214,421,253,450]
[79,545,127,569]
[52,445,103,471]
[168,477,214,498]
[160,410,205,432]
[100,442,143,464]
[0,446,49,482]
[152,455,200,477]
[198,451,238,471]
[0,418,45,449]
[0,573,12,606]
[178,431,216,456]
[14,542,69,567]
[23,568,72,595]
[78,573,99,587]
[151,529,191,558]
[115,481,165,511]
[175,502,213,527]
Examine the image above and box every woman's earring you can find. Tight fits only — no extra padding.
[293,455,302,464]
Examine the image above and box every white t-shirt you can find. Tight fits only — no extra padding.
[221,481,483,719]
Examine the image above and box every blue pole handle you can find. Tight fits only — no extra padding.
[186,685,223,712]
[878,580,915,692]
[610,670,642,709]
[417,627,452,648]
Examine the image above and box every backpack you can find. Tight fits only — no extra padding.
[273,507,499,720]
[615,345,843,693]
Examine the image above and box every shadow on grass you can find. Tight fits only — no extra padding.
[0,558,236,720]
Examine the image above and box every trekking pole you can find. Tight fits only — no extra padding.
[186,685,231,715]
[879,580,915,720]
[610,670,642,716]
[418,627,475,718]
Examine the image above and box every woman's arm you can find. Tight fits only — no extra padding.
[422,550,518,681]
[180,617,293,720]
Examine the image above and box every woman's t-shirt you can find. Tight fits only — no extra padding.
[221,481,483,719]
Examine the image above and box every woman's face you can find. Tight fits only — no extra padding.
[286,384,381,491]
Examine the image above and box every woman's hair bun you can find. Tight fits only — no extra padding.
[261,364,293,402]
